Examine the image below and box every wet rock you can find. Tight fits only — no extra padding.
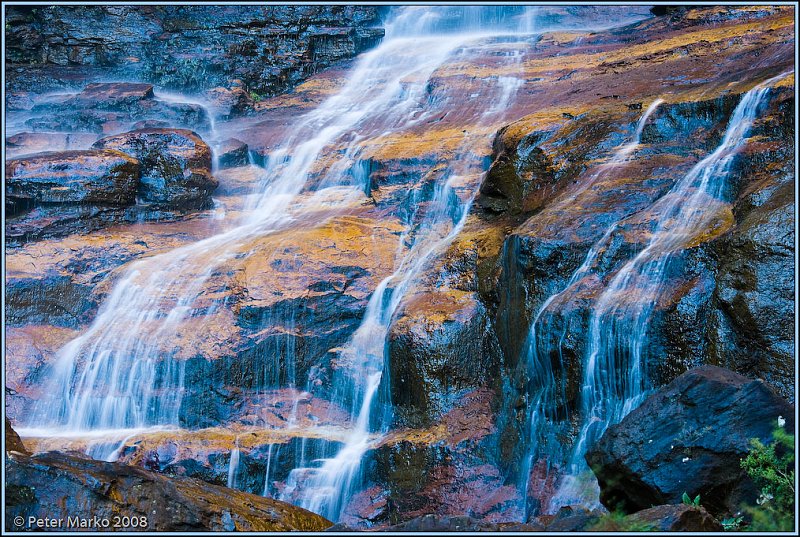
[6,149,140,207]
[5,325,79,420]
[6,132,99,158]
[216,138,249,169]
[586,365,794,516]
[7,91,35,111]
[6,6,386,96]
[69,82,155,105]
[5,418,29,455]
[93,128,217,208]
[388,290,497,427]
[709,86,795,400]
[381,514,501,532]
[5,450,332,531]
[367,388,518,527]
[626,504,723,531]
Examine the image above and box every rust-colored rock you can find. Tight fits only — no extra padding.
[5,450,332,532]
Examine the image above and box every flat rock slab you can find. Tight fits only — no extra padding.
[6,149,140,205]
[6,132,99,158]
[71,82,155,106]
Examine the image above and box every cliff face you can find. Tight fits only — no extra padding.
[5,5,385,95]
[4,4,795,530]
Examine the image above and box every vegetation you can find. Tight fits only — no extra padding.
[681,492,701,507]
[739,426,795,532]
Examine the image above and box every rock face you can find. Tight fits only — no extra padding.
[586,366,794,516]
[708,87,795,401]
[93,128,217,208]
[6,150,140,207]
[388,291,496,427]
[3,4,795,530]
[5,6,385,96]
[5,450,332,532]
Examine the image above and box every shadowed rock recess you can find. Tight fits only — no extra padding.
[4,4,796,532]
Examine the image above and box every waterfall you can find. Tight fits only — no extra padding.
[20,2,539,515]
[522,72,789,514]
[276,8,538,522]
[24,6,531,436]
[519,98,663,514]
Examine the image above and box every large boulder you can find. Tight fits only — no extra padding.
[5,450,332,532]
[93,128,217,208]
[5,149,140,208]
[586,365,794,516]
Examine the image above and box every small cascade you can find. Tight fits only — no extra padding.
[262,443,276,497]
[522,72,790,514]
[227,438,241,489]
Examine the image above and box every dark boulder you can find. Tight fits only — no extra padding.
[5,450,332,532]
[586,365,794,516]
[540,506,601,531]
[6,149,140,207]
[93,128,217,208]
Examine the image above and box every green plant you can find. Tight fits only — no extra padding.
[588,510,655,532]
[740,426,795,532]
[249,91,264,102]
[720,515,743,531]
[682,492,701,507]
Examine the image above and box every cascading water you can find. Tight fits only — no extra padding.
[22,2,537,514]
[275,8,540,522]
[519,98,663,511]
[522,72,790,514]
